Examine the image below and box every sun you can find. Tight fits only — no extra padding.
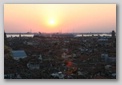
[46,18,59,29]
[49,19,55,24]
[48,19,56,25]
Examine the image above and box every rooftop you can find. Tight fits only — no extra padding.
[12,50,27,58]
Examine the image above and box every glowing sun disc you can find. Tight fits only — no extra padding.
[49,19,55,25]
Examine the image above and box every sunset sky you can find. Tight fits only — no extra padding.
[4,4,116,33]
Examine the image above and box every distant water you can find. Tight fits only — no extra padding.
[75,34,111,37]
[7,34,34,38]
[6,34,111,38]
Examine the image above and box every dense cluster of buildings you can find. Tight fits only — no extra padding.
[4,31,116,79]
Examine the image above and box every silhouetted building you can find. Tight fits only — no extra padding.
[19,33,21,39]
[4,32,8,45]
[4,32,7,39]
[52,33,74,38]
[112,30,115,38]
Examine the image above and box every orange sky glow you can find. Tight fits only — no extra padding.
[4,4,116,33]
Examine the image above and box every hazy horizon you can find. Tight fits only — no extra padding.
[4,4,116,33]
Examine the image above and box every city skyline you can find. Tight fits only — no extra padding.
[4,4,116,33]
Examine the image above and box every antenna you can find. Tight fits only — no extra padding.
[30,29,32,33]
[73,28,74,34]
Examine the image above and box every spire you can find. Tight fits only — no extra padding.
[4,31,8,45]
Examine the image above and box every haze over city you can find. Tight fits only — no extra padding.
[4,4,116,33]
